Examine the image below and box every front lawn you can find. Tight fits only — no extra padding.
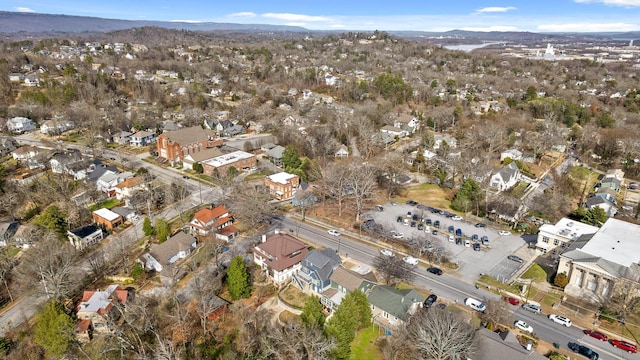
[89,198,121,211]
[521,263,547,283]
[350,325,384,360]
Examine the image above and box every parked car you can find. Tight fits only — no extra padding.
[611,340,638,353]
[502,296,520,305]
[417,223,424,231]
[433,220,440,228]
[432,229,438,235]
[548,314,572,327]
[584,330,607,341]
[403,218,409,226]
[390,201,397,206]
[472,243,481,251]
[406,200,418,206]
[426,267,443,275]
[471,234,479,242]
[508,255,524,263]
[568,342,599,360]
[406,211,412,218]
[425,218,432,225]
[464,239,471,247]
[498,230,511,236]
[379,249,395,257]
[455,237,463,245]
[375,205,384,212]
[327,229,340,236]
[448,225,455,233]
[448,235,454,242]
[182,175,190,179]
[514,320,533,334]
[452,215,463,221]
[392,232,404,239]
[455,228,462,236]
[464,297,486,312]
[522,303,541,314]
[423,294,438,308]
[411,221,417,227]
[397,216,403,223]
[412,214,418,221]
[481,236,489,245]
[475,223,486,228]
[403,256,419,266]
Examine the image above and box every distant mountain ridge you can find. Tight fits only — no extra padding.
[0,11,307,34]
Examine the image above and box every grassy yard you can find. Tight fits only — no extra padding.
[244,169,274,182]
[350,325,384,360]
[280,285,309,309]
[89,198,121,211]
[402,183,453,210]
[521,264,547,283]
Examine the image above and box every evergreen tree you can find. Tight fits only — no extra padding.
[300,295,325,329]
[326,290,371,359]
[154,218,171,242]
[34,301,75,358]
[227,255,251,300]
[282,145,302,172]
[142,217,154,236]
[33,205,68,239]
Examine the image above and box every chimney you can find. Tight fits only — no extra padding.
[274,229,280,235]
[261,234,267,243]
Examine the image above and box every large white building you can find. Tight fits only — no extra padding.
[535,217,599,256]
[558,218,640,301]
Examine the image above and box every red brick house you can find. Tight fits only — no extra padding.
[157,126,221,165]
[264,172,300,200]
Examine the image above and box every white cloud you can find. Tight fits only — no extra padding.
[229,12,256,18]
[461,25,521,32]
[14,7,35,13]
[538,22,640,32]
[261,13,331,22]
[574,0,640,6]
[475,6,517,13]
[170,20,203,23]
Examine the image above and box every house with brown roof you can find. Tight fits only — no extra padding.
[473,328,546,360]
[156,126,221,165]
[188,205,233,235]
[321,266,377,312]
[11,145,39,161]
[253,232,309,285]
[114,176,146,200]
[75,284,129,339]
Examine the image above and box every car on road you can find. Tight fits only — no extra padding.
[584,330,607,341]
[502,296,520,305]
[390,201,397,206]
[426,267,443,275]
[611,339,638,353]
[375,205,384,212]
[452,215,463,221]
[182,175,190,179]
[548,314,572,327]
[472,243,481,251]
[379,249,395,257]
[475,223,487,228]
[508,255,524,263]
[568,342,599,360]
[327,229,340,236]
[406,200,418,206]
[392,232,404,239]
[403,256,419,266]
[514,320,533,334]
[498,230,511,236]
[423,294,438,308]
[522,304,541,314]
[464,297,486,312]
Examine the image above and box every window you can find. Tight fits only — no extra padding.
[542,236,550,243]
[553,239,559,246]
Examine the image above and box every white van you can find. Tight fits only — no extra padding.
[465,297,486,312]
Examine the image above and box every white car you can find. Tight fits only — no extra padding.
[403,256,419,266]
[327,229,340,236]
[548,314,572,327]
[498,230,511,236]
[451,215,463,221]
[380,249,395,257]
[514,320,534,334]
[392,232,404,239]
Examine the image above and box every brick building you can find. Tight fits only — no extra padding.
[201,150,256,176]
[264,172,300,200]
[156,126,221,165]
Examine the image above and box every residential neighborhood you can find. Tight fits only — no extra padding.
[0,9,640,360]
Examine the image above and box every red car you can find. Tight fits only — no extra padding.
[611,339,638,353]
[502,296,520,305]
[584,330,607,341]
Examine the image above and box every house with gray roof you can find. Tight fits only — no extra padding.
[321,266,377,312]
[143,232,198,285]
[129,130,156,147]
[265,145,285,166]
[473,328,546,360]
[294,248,341,294]
[368,285,423,331]
[585,195,617,217]
[0,137,18,157]
[489,162,520,192]
[558,218,640,302]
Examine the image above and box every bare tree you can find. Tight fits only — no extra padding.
[261,322,335,360]
[0,248,16,302]
[228,183,274,231]
[602,281,640,324]
[373,254,415,286]
[348,163,377,222]
[480,299,513,328]
[384,307,479,360]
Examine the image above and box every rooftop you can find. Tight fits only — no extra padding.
[539,217,599,241]
[266,172,298,185]
[579,218,640,268]
[202,150,254,168]
[93,208,121,222]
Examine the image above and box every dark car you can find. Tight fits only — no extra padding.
[432,229,438,235]
[430,207,440,213]
[375,205,384,212]
[433,220,440,228]
[508,255,524,263]
[425,219,432,225]
[182,175,190,179]
[568,342,599,360]
[412,214,418,221]
[397,216,403,223]
[471,234,479,242]
[455,237,463,245]
[417,223,424,231]
[448,225,455,233]
[423,294,438,308]
[473,243,481,251]
[406,200,418,206]
[455,228,462,236]
[426,267,443,276]
[475,223,487,228]
[411,221,417,228]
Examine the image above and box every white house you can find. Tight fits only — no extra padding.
[500,148,523,162]
[96,171,134,196]
[489,162,520,192]
[40,119,75,135]
[334,145,349,158]
[129,130,156,147]
[536,217,599,255]
[6,117,36,133]
[585,196,618,218]
[67,225,104,251]
[143,232,197,285]
[393,115,420,135]
[253,232,309,285]
[380,125,407,138]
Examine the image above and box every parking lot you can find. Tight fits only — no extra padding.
[365,200,534,281]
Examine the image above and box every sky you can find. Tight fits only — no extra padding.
[2,0,640,33]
